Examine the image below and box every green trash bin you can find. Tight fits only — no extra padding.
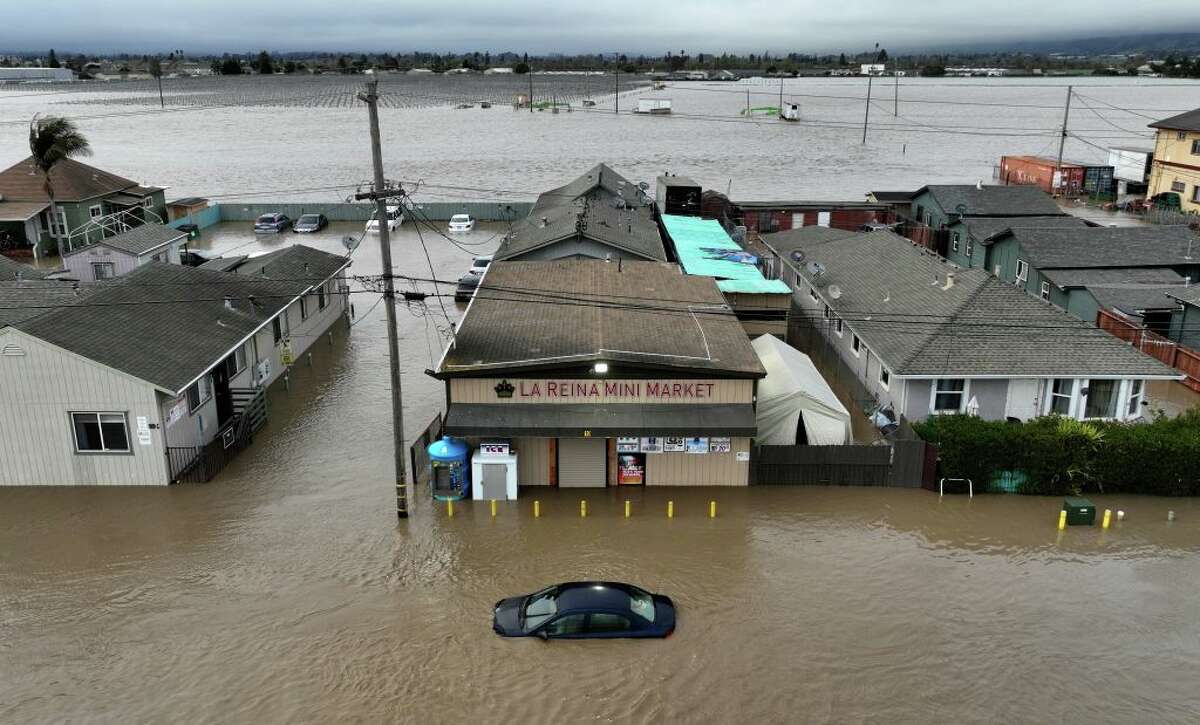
[1063,497,1096,526]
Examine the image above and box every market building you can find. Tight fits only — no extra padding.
[431,259,766,489]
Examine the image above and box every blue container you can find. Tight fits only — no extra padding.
[427,437,470,501]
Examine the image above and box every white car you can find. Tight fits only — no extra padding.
[469,254,492,275]
[366,205,404,233]
[448,213,476,233]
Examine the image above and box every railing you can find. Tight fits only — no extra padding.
[166,387,269,483]
[1097,309,1200,392]
[408,413,444,489]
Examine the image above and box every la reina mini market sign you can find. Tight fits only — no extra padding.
[494,379,719,402]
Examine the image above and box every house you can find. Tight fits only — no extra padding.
[167,197,210,222]
[61,224,189,281]
[1166,289,1200,350]
[942,215,1086,270]
[493,164,667,262]
[728,199,895,234]
[659,213,791,336]
[762,229,1179,424]
[905,183,1067,256]
[0,245,350,486]
[860,64,886,76]
[431,260,765,488]
[0,156,167,258]
[1038,267,1192,337]
[1147,107,1200,213]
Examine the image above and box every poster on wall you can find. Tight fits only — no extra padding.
[640,437,663,453]
[663,437,686,452]
[685,437,709,454]
[616,437,640,453]
[709,437,731,454]
[617,453,646,485]
[165,398,188,428]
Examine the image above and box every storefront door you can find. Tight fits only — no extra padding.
[557,438,606,488]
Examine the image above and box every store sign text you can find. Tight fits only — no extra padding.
[512,380,717,400]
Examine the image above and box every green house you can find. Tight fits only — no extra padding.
[943,215,1085,269]
[909,184,1064,230]
[0,156,167,259]
[1167,290,1200,350]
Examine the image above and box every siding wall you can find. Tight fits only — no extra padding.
[507,237,656,262]
[0,328,169,485]
[62,245,141,280]
[515,436,552,485]
[644,437,750,486]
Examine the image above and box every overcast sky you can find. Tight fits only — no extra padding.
[2,1,1198,55]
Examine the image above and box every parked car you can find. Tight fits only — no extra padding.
[254,213,291,233]
[292,213,328,233]
[179,248,217,267]
[469,254,492,275]
[454,272,481,302]
[366,205,404,233]
[493,582,676,639]
[448,213,476,233]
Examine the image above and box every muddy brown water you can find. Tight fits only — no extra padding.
[4,224,1200,722]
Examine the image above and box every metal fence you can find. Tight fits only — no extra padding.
[752,440,935,487]
[408,413,443,490]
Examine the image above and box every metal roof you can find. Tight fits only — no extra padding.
[661,214,788,294]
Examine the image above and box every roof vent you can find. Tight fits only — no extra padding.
[540,216,548,228]
[1,343,26,357]
[975,179,983,190]
[942,272,956,291]
[223,295,234,309]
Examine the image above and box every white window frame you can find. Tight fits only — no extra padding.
[1171,179,1186,193]
[187,374,213,413]
[930,378,970,414]
[1193,185,1200,204]
[951,232,960,253]
[300,296,309,321]
[70,411,131,454]
[142,197,154,209]
[317,281,328,310]
[851,335,862,357]
[834,317,844,336]
[89,204,103,219]
[225,345,247,377]
[879,367,891,390]
[48,209,68,238]
[1079,379,1122,421]
[808,285,818,302]
[965,239,973,259]
[1015,259,1029,283]
[1127,379,1144,418]
[1045,378,1077,417]
[91,262,115,280]
[1040,281,1051,301]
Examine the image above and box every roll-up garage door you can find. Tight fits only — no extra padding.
[557,438,607,488]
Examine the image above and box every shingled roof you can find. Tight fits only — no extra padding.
[17,246,348,392]
[65,223,187,258]
[0,280,88,328]
[954,214,1088,243]
[0,156,159,203]
[916,184,1064,217]
[786,231,1177,378]
[494,164,667,262]
[438,260,765,377]
[991,226,1200,269]
[0,255,51,282]
[1148,108,1200,133]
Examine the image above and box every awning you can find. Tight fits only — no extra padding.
[0,201,49,221]
[443,403,758,437]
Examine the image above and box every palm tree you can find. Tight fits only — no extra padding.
[28,115,91,255]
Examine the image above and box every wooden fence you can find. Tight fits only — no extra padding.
[408,413,443,490]
[752,439,935,488]
[1097,309,1200,392]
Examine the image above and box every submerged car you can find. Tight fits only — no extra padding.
[454,272,481,302]
[493,582,676,639]
[254,212,291,233]
[366,205,404,233]
[448,213,476,233]
[468,254,492,275]
[292,213,328,233]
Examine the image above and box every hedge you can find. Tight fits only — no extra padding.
[913,411,1200,496]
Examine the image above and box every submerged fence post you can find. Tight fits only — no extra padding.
[580,500,587,518]
[534,500,541,518]
[624,500,631,518]
[1057,510,1067,531]
[667,500,674,519]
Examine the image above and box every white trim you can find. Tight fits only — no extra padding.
[878,366,891,390]
[1040,281,1050,300]
[1015,258,1028,282]
[851,334,861,357]
[929,377,971,414]
[0,327,174,395]
[69,411,132,453]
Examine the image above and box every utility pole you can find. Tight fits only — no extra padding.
[746,86,750,116]
[893,68,898,116]
[356,79,409,519]
[778,76,783,114]
[529,62,534,113]
[156,71,164,109]
[614,67,619,114]
[1055,85,1073,196]
[862,74,873,144]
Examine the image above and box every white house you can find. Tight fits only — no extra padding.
[0,245,350,485]
[61,224,189,281]
[760,228,1181,425]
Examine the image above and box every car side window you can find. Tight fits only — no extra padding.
[588,613,632,634]
[543,614,588,637]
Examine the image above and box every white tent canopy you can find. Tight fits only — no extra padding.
[752,334,853,445]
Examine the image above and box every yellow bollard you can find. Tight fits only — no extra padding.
[624,500,631,518]
[490,499,497,517]
[447,499,454,518]
[667,500,674,518]
[709,500,717,518]
[581,500,587,518]
[1102,509,1112,529]
[1057,510,1067,531]
[534,500,540,518]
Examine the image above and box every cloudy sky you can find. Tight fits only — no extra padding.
[2,1,1198,54]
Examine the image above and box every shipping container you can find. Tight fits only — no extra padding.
[1106,147,1152,183]
[999,155,1084,195]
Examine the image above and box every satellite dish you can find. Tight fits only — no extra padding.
[638,181,650,190]
[789,249,806,263]
[828,284,842,300]
[806,261,826,277]
[342,235,360,253]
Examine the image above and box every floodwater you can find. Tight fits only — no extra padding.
[4,78,1200,722]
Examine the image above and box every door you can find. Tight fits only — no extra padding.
[558,437,606,488]
[210,363,234,426]
[481,463,507,500]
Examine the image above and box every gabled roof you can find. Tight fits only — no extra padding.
[915,184,1064,217]
[991,226,1200,269]
[951,214,1088,243]
[16,246,349,392]
[867,190,917,204]
[1040,267,1185,288]
[1085,285,1193,315]
[784,231,1178,378]
[218,244,349,282]
[438,260,765,378]
[0,200,49,222]
[64,223,187,258]
[494,164,666,262]
[759,226,859,263]
[0,255,51,282]
[0,156,145,203]
[1148,108,1200,132]
[0,279,88,328]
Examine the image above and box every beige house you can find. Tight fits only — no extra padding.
[1148,108,1200,213]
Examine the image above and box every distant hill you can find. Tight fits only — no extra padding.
[954,32,1200,57]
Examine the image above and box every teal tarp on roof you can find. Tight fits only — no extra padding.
[662,214,789,294]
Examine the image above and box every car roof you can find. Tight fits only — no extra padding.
[554,581,642,613]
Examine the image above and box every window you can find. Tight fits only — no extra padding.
[629,589,656,622]
[48,209,67,237]
[834,317,844,336]
[965,239,973,259]
[879,367,891,389]
[71,412,130,453]
[543,614,588,637]
[272,316,286,344]
[523,587,558,631]
[224,346,247,377]
[808,286,818,302]
[823,304,831,319]
[1048,379,1074,416]
[1083,379,1119,419]
[932,378,967,413]
[1178,130,1188,141]
[299,296,309,321]
[951,232,960,253]
[588,613,632,634]
[89,204,103,219]
[91,262,115,281]
[317,282,328,310]
[142,197,154,209]
[851,335,862,357]
[1015,259,1029,282]
[1040,281,1051,301]
[1171,179,1186,193]
[1127,379,1144,418]
[187,374,212,412]
[1193,186,1200,204]
[1192,139,1200,155]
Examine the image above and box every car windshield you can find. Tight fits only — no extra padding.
[472,257,490,268]
[452,215,470,222]
[256,215,275,223]
[522,587,558,630]
[629,587,655,622]
[299,215,319,224]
